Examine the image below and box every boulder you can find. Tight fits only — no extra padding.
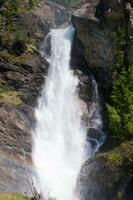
[76,141,133,200]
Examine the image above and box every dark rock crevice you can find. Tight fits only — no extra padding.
[124,179,133,200]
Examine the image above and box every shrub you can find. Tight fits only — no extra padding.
[107,152,123,167]
[9,0,20,11]
[0,50,28,65]
[108,65,133,141]
[0,89,22,105]
[107,24,133,142]
[13,31,28,55]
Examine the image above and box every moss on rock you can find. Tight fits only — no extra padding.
[0,89,22,105]
[107,151,124,167]
[80,140,133,200]
[0,50,28,65]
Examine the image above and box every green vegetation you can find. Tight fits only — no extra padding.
[112,26,125,72]
[0,51,28,65]
[1,0,25,17]
[0,89,22,105]
[121,141,133,164]
[105,141,133,168]
[13,30,29,55]
[0,0,38,59]
[0,0,38,107]
[107,152,123,167]
[48,197,56,200]
[0,79,22,106]
[107,65,133,141]
[0,0,40,18]
[107,25,133,142]
[8,0,22,12]
[28,0,39,9]
[0,193,30,200]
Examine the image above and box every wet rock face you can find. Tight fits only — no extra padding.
[0,53,47,106]
[74,70,92,102]
[71,2,133,199]
[0,104,32,155]
[71,0,131,98]
[72,15,114,95]
[76,141,133,200]
[35,0,71,28]
[0,156,34,195]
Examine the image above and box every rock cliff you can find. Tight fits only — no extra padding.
[0,0,71,195]
[0,0,133,199]
[72,1,133,199]
[72,0,133,100]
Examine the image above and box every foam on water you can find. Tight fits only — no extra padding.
[32,26,104,200]
[32,26,88,200]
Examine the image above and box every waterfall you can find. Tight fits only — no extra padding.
[32,26,88,200]
[75,77,105,200]
[32,26,104,200]
[86,77,105,155]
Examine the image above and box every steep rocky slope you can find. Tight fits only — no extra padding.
[72,1,133,199]
[0,0,71,195]
[0,0,71,157]
[0,0,133,199]
[72,0,133,99]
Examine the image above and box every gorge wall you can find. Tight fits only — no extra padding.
[0,0,133,199]
[0,0,71,195]
[72,0,133,98]
[71,0,133,199]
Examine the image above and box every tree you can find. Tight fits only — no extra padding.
[108,65,133,141]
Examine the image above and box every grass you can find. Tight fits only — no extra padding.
[0,51,28,65]
[0,193,31,200]
[0,90,22,105]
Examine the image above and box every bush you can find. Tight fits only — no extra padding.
[0,89,22,105]
[13,31,28,55]
[113,26,125,72]
[107,152,123,167]
[9,0,21,12]
[107,24,133,142]
[108,65,133,141]
[0,50,28,65]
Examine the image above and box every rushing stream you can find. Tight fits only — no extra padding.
[32,26,104,200]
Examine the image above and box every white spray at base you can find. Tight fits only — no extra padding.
[32,26,90,200]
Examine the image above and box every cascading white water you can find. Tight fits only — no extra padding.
[75,78,105,200]
[32,26,89,200]
[87,77,105,155]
